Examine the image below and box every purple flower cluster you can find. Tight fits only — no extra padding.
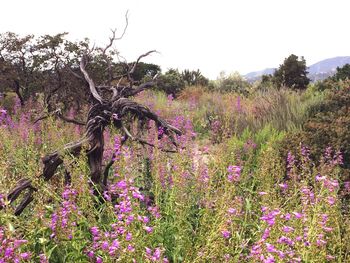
[49,186,80,239]
[0,227,31,262]
[85,129,176,261]
[243,139,257,152]
[342,181,350,196]
[87,175,163,261]
[220,201,242,240]
[322,147,343,166]
[88,226,123,259]
[249,148,342,262]
[148,206,161,219]
[211,120,221,135]
[227,165,241,182]
[286,151,298,181]
[250,208,307,262]
[113,136,123,163]
[0,108,14,128]
[221,230,231,239]
[145,247,169,262]
[169,116,196,149]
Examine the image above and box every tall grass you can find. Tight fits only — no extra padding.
[0,88,348,262]
[136,86,325,142]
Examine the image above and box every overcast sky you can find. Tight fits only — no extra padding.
[1,0,349,79]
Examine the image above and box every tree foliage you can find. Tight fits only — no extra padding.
[273,54,310,90]
[332,63,350,81]
[181,69,209,86]
[314,64,350,92]
[0,31,214,107]
[124,62,160,82]
[0,32,41,105]
[0,32,165,111]
[155,68,210,96]
[0,32,95,109]
[156,68,186,96]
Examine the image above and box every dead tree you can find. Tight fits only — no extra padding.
[3,31,181,216]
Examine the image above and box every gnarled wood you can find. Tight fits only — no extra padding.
[7,34,181,215]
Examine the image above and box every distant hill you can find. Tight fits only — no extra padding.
[307,56,350,81]
[244,68,276,80]
[244,56,350,82]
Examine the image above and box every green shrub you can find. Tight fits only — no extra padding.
[213,71,251,95]
[332,63,350,81]
[156,69,186,96]
[282,85,350,169]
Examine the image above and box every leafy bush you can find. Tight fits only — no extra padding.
[181,69,209,87]
[332,63,350,81]
[251,74,276,93]
[213,71,251,95]
[282,85,350,169]
[156,69,186,96]
[313,65,350,92]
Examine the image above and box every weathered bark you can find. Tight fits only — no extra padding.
[13,80,24,106]
[34,109,85,126]
[5,178,37,216]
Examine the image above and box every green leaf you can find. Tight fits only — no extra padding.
[47,245,58,259]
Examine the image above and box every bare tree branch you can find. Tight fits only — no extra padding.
[112,98,182,136]
[121,122,177,152]
[123,80,156,97]
[80,54,103,104]
[67,66,84,80]
[5,178,37,216]
[57,112,86,126]
[102,11,129,56]
[100,11,129,85]
[34,109,86,126]
[129,50,157,76]
[102,29,117,56]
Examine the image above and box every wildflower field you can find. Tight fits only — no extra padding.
[1,84,350,263]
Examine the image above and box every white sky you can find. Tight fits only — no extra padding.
[1,0,349,79]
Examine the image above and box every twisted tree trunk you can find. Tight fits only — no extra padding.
[3,49,181,215]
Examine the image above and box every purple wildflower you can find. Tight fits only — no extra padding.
[221,230,231,239]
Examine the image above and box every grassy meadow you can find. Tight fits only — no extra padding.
[1,84,350,262]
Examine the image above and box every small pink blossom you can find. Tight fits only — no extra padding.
[144,226,153,233]
[227,208,236,215]
[292,212,303,219]
[282,226,294,233]
[221,230,231,239]
[327,196,336,205]
[265,243,277,253]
